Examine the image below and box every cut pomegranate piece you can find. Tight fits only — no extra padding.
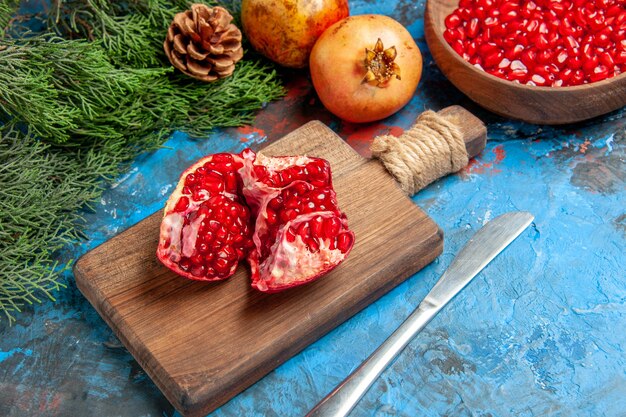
[157,152,254,281]
[157,148,355,292]
[241,153,354,293]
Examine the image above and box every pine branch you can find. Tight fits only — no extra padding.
[48,0,219,68]
[0,1,19,37]
[0,2,285,324]
[0,35,284,147]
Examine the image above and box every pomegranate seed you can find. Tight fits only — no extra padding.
[202,174,225,194]
[582,54,600,72]
[281,209,297,223]
[224,172,238,193]
[599,51,615,67]
[337,233,353,253]
[297,222,310,240]
[537,50,553,64]
[531,74,547,85]
[211,153,233,163]
[571,69,585,84]
[191,254,204,266]
[323,217,341,239]
[179,258,191,271]
[445,13,462,28]
[266,208,278,225]
[484,51,504,68]
[307,239,319,253]
[285,227,296,243]
[191,265,207,277]
[310,216,323,236]
[173,196,190,213]
[443,0,625,85]
[467,18,480,38]
[285,198,299,209]
[214,258,230,274]
[589,65,609,82]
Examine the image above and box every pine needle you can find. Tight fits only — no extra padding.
[0,0,285,324]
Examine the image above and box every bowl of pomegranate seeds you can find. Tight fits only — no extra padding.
[425,0,626,124]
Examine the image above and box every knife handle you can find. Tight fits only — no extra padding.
[306,300,441,417]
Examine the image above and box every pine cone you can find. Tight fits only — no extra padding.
[164,4,244,82]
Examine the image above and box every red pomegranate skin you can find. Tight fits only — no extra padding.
[241,0,350,68]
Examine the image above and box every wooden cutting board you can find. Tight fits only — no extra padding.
[74,121,443,417]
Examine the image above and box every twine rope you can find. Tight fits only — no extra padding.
[370,110,468,196]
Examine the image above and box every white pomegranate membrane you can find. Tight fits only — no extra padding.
[157,149,355,292]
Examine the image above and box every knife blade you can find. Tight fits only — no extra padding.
[306,211,534,417]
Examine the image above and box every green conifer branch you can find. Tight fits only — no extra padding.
[0,1,285,324]
[0,1,18,37]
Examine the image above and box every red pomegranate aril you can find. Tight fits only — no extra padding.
[529,73,546,86]
[310,216,323,236]
[498,58,511,69]
[501,10,519,22]
[467,18,480,38]
[571,69,585,84]
[452,40,465,56]
[547,32,561,48]
[444,28,458,43]
[285,227,297,243]
[191,253,204,266]
[211,153,233,163]
[174,196,190,212]
[445,13,462,29]
[323,217,341,239]
[444,0,625,85]
[607,5,622,17]
[589,65,609,82]
[484,51,504,68]
[337,233,353,252]
[266,208,278,225]
[526,19,540,33]
[307,238,320,253]
[456,26,467,42]
[466,41,478,57]
[599,51,615,67]
[582,54,600,72]
[537,49,553,64]
[504,44,524,60]
[191,264,207,277]
[179,258,191,271]
[214,258,230,274]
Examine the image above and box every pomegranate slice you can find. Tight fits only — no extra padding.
[242,153,355,292]
[157,152,254,281]
[157,148,355,292]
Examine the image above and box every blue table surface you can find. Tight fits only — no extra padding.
[2,1,625,416]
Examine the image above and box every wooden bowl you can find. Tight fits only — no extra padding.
[424,0,626,124]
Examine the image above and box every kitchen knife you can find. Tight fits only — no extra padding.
[306,211,535,417]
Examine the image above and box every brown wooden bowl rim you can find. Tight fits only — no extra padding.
[425,0,626,92]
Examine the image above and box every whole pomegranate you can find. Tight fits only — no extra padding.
[241,0,349,68]
[310,15,423,123]
[157,149,355,292]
